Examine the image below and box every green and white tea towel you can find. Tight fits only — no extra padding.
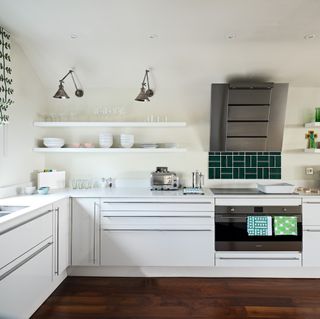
[247,216,272,236]
[274,216,297,236]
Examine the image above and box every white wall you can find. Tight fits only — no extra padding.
[0,40,46,187]
[42,85,320,187]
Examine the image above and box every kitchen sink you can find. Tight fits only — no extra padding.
[0,206,28,217]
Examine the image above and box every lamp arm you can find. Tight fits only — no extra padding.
[141,70,149,86]
[70,71,80,91]
[59,70,73,82]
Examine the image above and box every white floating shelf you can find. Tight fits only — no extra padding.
[305,122,320,128]
[304,148,320,153]
[33,148,187,153]
[33,121,187,128]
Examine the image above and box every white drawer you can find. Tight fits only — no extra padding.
[0,206,53,270]
[101,230,213,267]
[101,216,213,230]
[100,200,213,212]
[215,252,301,267]
[303,203,320,226]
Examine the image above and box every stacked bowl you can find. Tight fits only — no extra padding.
[120,134,134,148]
[43,138,65,148]
[99,132,113,148]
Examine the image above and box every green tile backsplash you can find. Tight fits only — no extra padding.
[208,152,281,179]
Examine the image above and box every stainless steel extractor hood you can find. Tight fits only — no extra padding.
[209,82,288,151]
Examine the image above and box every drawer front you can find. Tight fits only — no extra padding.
[101,230,213,267]
[0,207,53,270]
[0,242,52,319]
[215,252,301,267]
[101,216,213,230]
[303,203,320,226]
[100,200,213,212]
[215,198,302,207]
[228,89,272,105]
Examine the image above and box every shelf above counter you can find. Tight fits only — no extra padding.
[304,148,320,153]
[33,121,187,128]
[33,147,187,153]
[305,122,320,128]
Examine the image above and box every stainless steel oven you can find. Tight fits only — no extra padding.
[215,205,302,251]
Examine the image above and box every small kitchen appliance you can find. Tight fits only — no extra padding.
[151,167,179,190]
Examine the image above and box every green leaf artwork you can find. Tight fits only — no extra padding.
[0,27,13,124]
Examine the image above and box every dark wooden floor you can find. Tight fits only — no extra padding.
[31,277,320,319]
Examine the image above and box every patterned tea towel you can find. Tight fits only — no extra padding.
[274,216,298,236]
[247,216,272,236]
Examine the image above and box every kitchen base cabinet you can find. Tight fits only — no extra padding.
[72,198,100,266]
[53,198,70,279]
[303,227,320,267]
[0,241,53,319]
[101,230,213,267]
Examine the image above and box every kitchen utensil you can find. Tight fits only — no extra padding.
[99,132,113,148]
[257,183,295,194]
[43,138,64,148]
[151,167,179,190]
[120,134,134,148]
[192,171,204,188]
[24,186,36,195]
[37,187,50,195]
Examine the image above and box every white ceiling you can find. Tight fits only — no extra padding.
[1,0,320,88]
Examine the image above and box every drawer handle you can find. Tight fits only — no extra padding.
[304,229,320,232]
[103,229,211,232]
[218,257,300,261]
[103,201,212,204]
[0,242,53,281]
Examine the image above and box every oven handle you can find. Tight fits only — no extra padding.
[217,257,300,261]
[216,215,302,221]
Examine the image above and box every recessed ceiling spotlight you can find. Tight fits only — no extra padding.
[148,34,158,39]
[70,34,78,39]
[227,33,236,40]
[304,34,316,40]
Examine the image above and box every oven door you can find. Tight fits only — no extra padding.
[215,212,302,251]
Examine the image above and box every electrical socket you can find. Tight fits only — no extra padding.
[306,167,314,175]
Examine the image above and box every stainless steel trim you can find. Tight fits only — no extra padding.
[54,207,60,276]
[304,229,320,232]
[93,202,97,264]
[0,242,53,281]
[102,215,211,218]
[102,201,212,205]
[0,209,53,236]
[217,257,300,261]
[102,229,211,232]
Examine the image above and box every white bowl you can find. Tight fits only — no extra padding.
[120,141,134,148]
[24,186,36,195]
[43,138,64,148]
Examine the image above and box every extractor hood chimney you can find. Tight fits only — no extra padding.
[209,82,288,152]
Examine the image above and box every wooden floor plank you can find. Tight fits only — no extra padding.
[31,277,320,319]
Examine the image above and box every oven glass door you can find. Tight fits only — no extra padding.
[215,213,302,251]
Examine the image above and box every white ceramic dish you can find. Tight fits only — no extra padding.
[257,183,295,194]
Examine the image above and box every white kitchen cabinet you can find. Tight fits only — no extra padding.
[302,202,320,267]
[53,198,70,278]
[72,198,100,265]
[100,199,214,267]
[0,241,53,319]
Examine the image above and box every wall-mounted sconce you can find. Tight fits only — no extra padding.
[135,69,154,102]
[53,70,84,99]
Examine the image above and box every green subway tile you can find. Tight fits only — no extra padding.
[227,156,232,167]
[232,152,239,155]
[270,173,281,179]
[234,155,244,161]
[258,152,263,155]
[221,174,232,179]
[258,155,268,161]
[251,155,257,167]
[239,152,245,155]
[246,168,256,174]
[208,168,214,179]
[245,156,251,167]
[263,168,270,179]
[245,174,257,179]
[223,152,232,155]
[270,156,275,167]
[239,168,245,179]
[258,161,268,167]
[221,168,232,174]
[211,155,220,161]
[246,152,256,155]
[270,168,281,175]
[270,152,281,155]
[233,168,239,179]
[276,156,281,167]
[209,161,220,168]
[258,168,263,179]
[221,156,226,167]
[233,161,245,167]
[214,168,221,179]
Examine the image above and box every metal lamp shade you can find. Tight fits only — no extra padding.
[53,82,69,99]
[135,87,148,101]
